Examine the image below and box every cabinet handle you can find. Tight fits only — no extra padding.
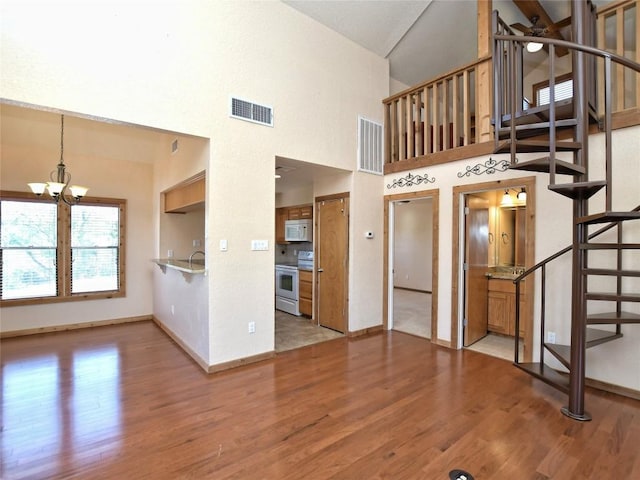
[317,268,324,273]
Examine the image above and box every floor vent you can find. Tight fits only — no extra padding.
[230,97,273,127]
[358,115,383,175]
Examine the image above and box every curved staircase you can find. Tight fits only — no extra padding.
[492,0,640,420]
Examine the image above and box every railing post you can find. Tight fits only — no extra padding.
[563,0,591,422]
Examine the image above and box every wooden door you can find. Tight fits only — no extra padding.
[316,196,349,333]
[464,195,489,346]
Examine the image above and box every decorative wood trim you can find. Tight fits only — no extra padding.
[383,55,492,104]
[0,315,151,338]
[315,192,350,202]
[383,188,439,343]
[433,338,452,348]
[347,325,384,338]
[0,191,127,307]
[384,142,495,175]
[451,176,536,360]
[152,316,210,372]
[153,317,276,374]
[586,377,640,401]
[208,351,276,374]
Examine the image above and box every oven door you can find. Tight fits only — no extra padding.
[275,267,298,300]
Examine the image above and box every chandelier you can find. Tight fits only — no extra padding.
[28,114,88,205]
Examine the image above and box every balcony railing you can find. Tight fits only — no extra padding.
[383,56,493,166]
[597,0,639,114]
[383,0,638,170]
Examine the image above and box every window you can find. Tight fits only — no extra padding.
[533,73,574,107]
[1,192,126,305]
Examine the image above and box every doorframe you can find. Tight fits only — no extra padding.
[450,176,536,361]
[383,189,439,343]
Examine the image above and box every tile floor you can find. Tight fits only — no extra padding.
[392,288,431,339]
[275,289,520,361]
[275,310,343,352]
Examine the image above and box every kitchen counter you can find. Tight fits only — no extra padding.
[153,258,206,274]
[485,267,525,280]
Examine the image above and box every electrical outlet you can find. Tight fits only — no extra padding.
[547,331,556,344]
[168,249,174,258]
[248,321,256,334]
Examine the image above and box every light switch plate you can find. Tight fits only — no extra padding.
[251,239,269,251]
[220,239,228,251]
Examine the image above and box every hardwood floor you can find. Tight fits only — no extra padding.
[2,321,639,479]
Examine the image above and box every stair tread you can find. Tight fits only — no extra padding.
[495,140,583,155]
[499,99,574,126]
[504,156,586,175]
[548,181,606,200]
[577,211,640,225]
[587,311,640,324]
[586,328,624,347]
[515,362,569,393]
[545,343,571,369]
[586,292,640,302]
[583,268,640,277]
[544,329,623,370]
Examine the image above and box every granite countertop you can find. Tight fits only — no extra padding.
[153,258,206,274]
[485,267,525,280]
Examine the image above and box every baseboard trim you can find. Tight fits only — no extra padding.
[0,315,152,338]
[348,325,384,338]
[586,377,640,401]
[433,338,452,348]
[152,316,210,372]
[152,317,276,374]
[207,351,276,374]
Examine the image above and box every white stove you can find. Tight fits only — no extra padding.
[275,251,314,316]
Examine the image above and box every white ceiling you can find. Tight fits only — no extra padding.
[283,0,612,87]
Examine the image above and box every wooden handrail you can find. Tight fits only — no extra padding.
[382,55,492,104]
[383,56,493,165]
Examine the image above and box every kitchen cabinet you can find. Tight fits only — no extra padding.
[164,173,206,213]
[298,269,313,317]
[275,207,288,244]
[287,205,312,220]
[487,279,525,337]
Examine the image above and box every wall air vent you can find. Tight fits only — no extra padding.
[357,115,383,175]
[230,97,273,127]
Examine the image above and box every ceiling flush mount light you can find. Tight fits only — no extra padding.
[28,115,88,205]
[526,41,543,53]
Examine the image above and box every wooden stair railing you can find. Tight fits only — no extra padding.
[493,0,640,421]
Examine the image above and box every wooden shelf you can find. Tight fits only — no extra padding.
[164,173,206,213]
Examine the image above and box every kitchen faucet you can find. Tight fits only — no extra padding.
[189,250,205,266]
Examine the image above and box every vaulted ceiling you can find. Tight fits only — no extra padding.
[284,0,610,87]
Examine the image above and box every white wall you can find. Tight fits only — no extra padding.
[1,1,389,365]
[383,124,640,392]
[394,199,433,291]
[152,135,209,364]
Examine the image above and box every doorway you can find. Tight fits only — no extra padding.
[451,177,536,361]
[315,193,349,333]
[384,190,439,341]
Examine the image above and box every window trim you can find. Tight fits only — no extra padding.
[532,72,574,107]
[1,190,126,307]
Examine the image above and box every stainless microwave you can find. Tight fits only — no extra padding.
[285,219,312,242]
